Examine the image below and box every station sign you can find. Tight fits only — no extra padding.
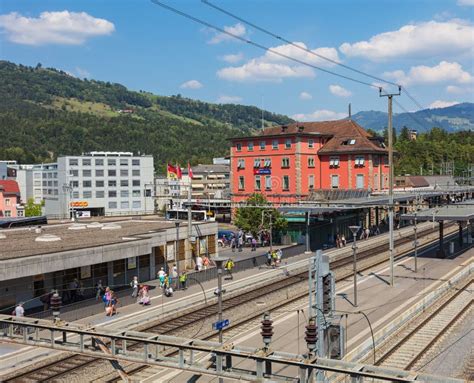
[70,201,89,208]
[253,168,271,175]
[212,319,230,330]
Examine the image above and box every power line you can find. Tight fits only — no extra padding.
[150,0,382,90]
[393,99,428,130]
[202,0,401,90]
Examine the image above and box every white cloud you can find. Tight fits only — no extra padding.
[299,92,312,100]
[0,11,114,45]
[329,84,352,97]
[428,100,460,109]
[339,20,474,61]
[221,52,244,63]
[208,23,246,44]
[216,95,242,104]
[180,80,203,89]
[217,42,340,82]
[457,0,474,6]
[383,61,473,86]
[292,109,346,122]
[75,67,90,78]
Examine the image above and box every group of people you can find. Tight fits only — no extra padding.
[335,234,347,248]
[266,248,283,267]
[101,286,119,316]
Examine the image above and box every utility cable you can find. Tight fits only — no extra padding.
[151,0,382,90]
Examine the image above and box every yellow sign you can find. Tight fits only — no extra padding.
[70,201,89,207]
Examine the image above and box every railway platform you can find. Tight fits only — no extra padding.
[0,221,469,379]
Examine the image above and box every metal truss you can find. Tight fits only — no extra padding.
[0,315,462,383]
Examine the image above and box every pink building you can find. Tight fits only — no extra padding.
[0,180,20,218]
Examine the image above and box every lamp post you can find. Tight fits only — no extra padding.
[413,212,418,273]
[262,210,273,253]
[349,225,361,307]
[175,221,180,288]
[305,211,311,254]
[213,256,225,383]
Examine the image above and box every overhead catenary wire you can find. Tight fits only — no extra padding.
[150,0,383,90]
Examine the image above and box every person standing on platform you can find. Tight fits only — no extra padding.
[341,234,346,247]
[231,237,236,252]
[237,234,244,252]
[95,280,104,301]
[224,258,234,280]
[130,276,139,298]
[157,267,166,288]
[14,303,25,317]
[196,255,203,271]
[251,237,257,251]
[179,271,188,290]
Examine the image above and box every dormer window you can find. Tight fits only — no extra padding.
[342,139,356,145]
[329,157,340,168]
[355,156,365,167]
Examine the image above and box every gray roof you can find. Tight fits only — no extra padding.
[401,201,474,222]
[192,164,229,174]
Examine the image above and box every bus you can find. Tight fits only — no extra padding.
[0,216,48,229]
[167,209,215,222]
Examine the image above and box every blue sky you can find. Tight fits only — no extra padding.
[1,0,473,120]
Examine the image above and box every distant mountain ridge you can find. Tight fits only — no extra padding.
[352,102,474,133]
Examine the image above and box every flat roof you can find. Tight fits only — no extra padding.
[0,220,178,260]
[401,202,474,222]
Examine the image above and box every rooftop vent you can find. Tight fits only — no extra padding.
[102,223,122,230]
[35,234,61,242]
[87,222,103,229]
[68,224,87,230]
[0,233,6,240]
[122,236,139,241]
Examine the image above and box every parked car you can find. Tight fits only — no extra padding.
[218,230,235,247]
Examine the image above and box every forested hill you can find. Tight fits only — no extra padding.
[0,61,292,167]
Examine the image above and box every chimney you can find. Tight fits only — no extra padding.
[348,103,352,119]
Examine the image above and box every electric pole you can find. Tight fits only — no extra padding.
[380,86,401,287]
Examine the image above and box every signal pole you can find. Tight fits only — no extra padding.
[380,86,401,287]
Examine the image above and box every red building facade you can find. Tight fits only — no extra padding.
[230,120,389,204]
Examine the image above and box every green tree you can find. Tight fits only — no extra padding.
[24,198,43,217]
[399,126,410,141]
[233,193,287,237]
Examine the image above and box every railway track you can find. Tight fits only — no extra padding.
[4,223,460,382]
[374,278,473,371]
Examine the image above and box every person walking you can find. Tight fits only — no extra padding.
[224,258,234,280]
[179,271,188,290]
[170,265,178,289]
[341,234,346,247]
[130,276,139,298]
[14,303,25,317]
[196,255,203,271]
[69,278,79,303]
[95,280,104,301]
[266,250,272,267]
[237,235,243,252]
[365,227,370,240]
[251,237,257,251]
[230,237,236,252]
[157,267,166,288]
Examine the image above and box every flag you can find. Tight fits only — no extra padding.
[188,162,194,179]
[176,164,182,180]
[167,163,179,179]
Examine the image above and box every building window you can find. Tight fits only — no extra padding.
[355,156,365,167]
[308,139,314,148]
[108,169,116,177]
[132,159,140,166]
[253,158,261,168]
[132,169,140,177]
[260,141,266,150]
[308,175,315,189]
[95,159,104,166]
[383,156,389,166]
[69,158,78,166]
[109,190,117,198]
[83,191,92,198]
[329,157,340,168]
[70,170,79,177]
[285,139,291,149]
[236,143,242,152]
[34,181,41,187]
[272,140,278,149]
[248,141,254,151]
[132,180,140,187]
[237,159,245,169]
[265,176,272,190]
[132,190,141,197]
[132,201,141,209]
[263,158,271,167]
[96,190,105,198]
[238,176,245,190]
[120,190,129,198]
[356,174,365,189]
[5,198,10,206]
[120,169,128,177]
[331,175,339,189]
[96,180,104,187]
[308,157,315,168]
[281,157,290,168]
[121,201,129,209]
[108,201,117,209]
[108,180,117,187]
[34,173,41,179]
[119,159,128,166]
[283,175,290,191]
[82,159,91,166]
[53,181,58,187]
[108,159,116,166]
[373,156,379,167]
[72,191,79,199]
[255,175,261,190]
[5,210,11,217]
[96,169,104,177]
[83,180,92,188]
[120,180,129,187]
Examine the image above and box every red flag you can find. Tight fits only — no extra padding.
[167,163,179,179]
[188,162,194,179]
[176,164,182,180]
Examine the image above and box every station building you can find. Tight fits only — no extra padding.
[230,120,390,205]
[0,219,217,311]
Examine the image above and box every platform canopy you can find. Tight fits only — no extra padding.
[401,202,474,222]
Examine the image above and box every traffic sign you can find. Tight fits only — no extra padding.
[212,319,230,330]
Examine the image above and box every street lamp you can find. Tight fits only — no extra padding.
[175,221,180,289]
[349,225,361,307]
[213,256,225,383]
[413,211,418,273]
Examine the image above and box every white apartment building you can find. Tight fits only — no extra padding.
[8,163,58,204]
[44,152,154,218]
